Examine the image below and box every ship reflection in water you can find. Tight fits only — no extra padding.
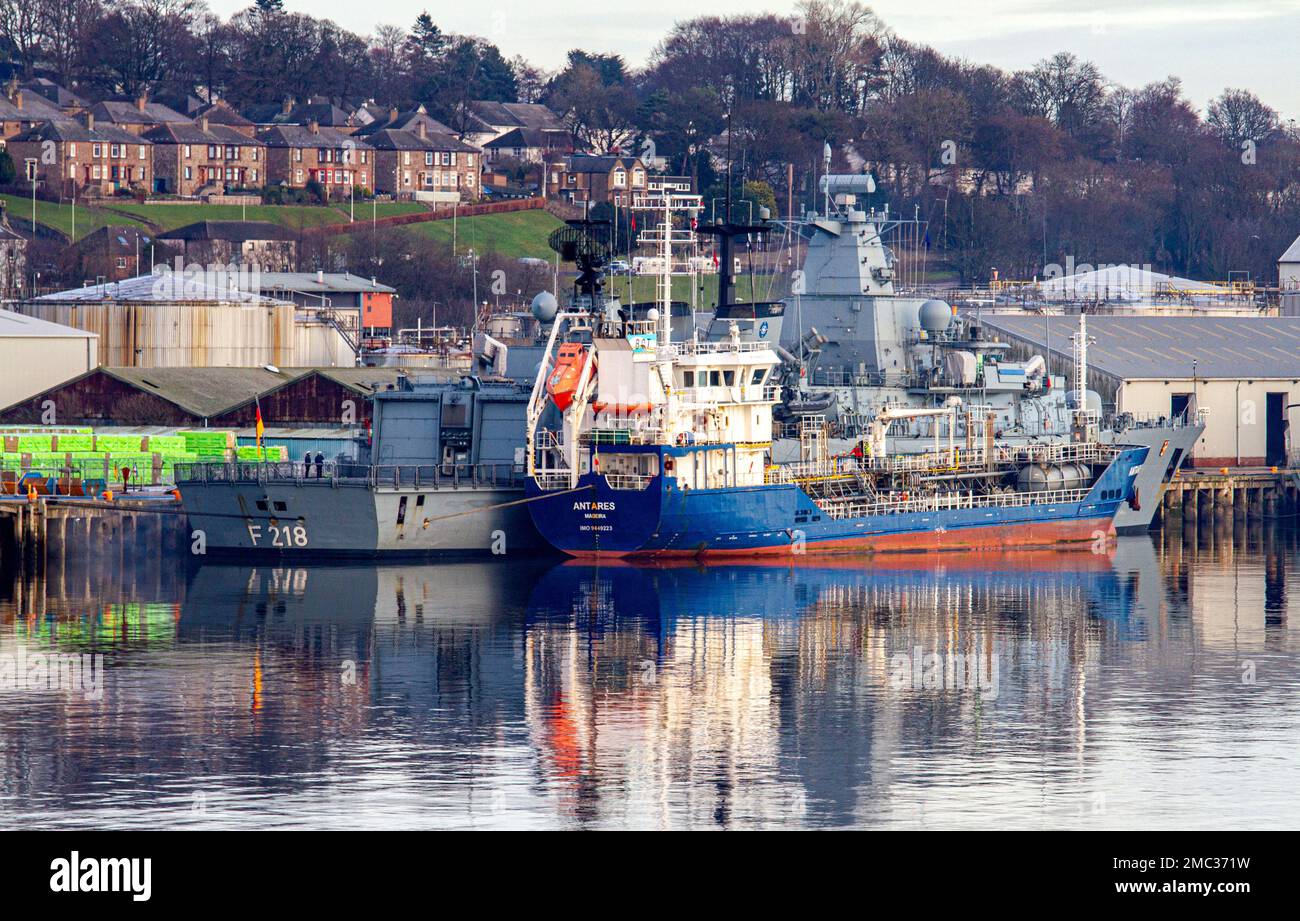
[2,527,1299,829]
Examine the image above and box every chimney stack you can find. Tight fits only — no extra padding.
[83,111,95,132]
[200,116,209,133]
[388,107,398,124]
[418,120,427,141]
[282,95,295,117]
[135,88,148,112]
[307,119,319,135]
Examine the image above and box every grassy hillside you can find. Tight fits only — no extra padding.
[0,193,148,240]
[603,273,791,309]
[401,210,565,260]
[109,201,427,231]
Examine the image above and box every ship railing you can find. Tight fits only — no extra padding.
[817,486,1094,520]
[532,471,573,491]
[866,441,1115,473]
[603,473,655,491]
[174,461,527,489]
[675,340,771,356]
[809,369,914,388]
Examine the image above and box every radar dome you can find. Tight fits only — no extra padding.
[918,299,953,333]
[530,290,558,323]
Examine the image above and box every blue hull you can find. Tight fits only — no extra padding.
[526,445,1149,558]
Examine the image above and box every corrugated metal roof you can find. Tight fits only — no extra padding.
[977,314,1300,380]
[0,308,99,339]
[35,273,286,304]
[254,272,396,294]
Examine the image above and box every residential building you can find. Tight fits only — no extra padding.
[484,126,577,164]
[157,221,298,271]
[462,100,568,149]
[6,117,152,197]
[352,105,453,139]
[145,118,267,196]
[87,92,191,135]
[259,122,372,192]
[193,101,258,139]
[0,76,66,138]
[243,97,357,132]
[68,226,160,281]
[365,122,480,201]
[545,154,648,207]
[21,78,88,113]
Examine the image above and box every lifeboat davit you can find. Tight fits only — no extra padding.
[547,343,590,411]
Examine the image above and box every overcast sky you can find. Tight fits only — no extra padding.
[212,0,1300,120]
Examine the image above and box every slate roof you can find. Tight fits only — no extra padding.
[257,124,368,149]
[159,221,297,242]
[89,99,191,126]
[362,127,478,153]
[142,122,265,146]
[977,314,1300,380]
[9,118,147,145]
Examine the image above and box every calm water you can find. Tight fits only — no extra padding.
[2,526,1298,830]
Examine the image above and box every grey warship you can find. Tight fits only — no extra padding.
[769,174,1203,532]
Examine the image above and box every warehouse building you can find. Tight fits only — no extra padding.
[0,309,99,410]
[978,314,1300,468]
[0,365,407,429]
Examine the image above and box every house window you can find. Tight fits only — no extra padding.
[403,152,411,165]
[139,146,146,160]
[466,173,474,187]
[24,159,36,181]
[425,152,433,166]
[403,171,411,186]
[360,171,367,185]
[252,169,258,182]
[450,152,457,165]
[109,144,119,158]
[295,169,303,182]
[294,148,302,162]
[68,163,76,179]
[252,148,259,161]
[68,143,76,157]
[184,145,191,158]
[465,154,473,168]
[633,170,645,186]
[92,144,101,157]
[92,165,102,179]
[117,258,127,269]
[361,151,367,164]
[613,170,626,187]
[184,166,192,179]
[227,146,237,159]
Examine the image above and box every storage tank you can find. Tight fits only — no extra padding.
[1016,463,1092,492]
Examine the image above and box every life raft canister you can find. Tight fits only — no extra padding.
[547,343,590,411]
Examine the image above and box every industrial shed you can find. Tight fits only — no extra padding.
[0,366,408,428]
[0,309,99,410]
[978,314,1300,467]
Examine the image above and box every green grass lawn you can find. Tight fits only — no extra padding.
[0,193,148,240]
[401,210,565,260]
[604,272,791,308]
[111,202,338,231]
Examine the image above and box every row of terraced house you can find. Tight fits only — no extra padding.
[0,79,672,211]
[0,80,591,204]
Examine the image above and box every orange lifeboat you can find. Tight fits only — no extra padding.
[547,343,591,412]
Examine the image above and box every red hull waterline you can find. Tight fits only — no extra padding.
[562,518,1116,560]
